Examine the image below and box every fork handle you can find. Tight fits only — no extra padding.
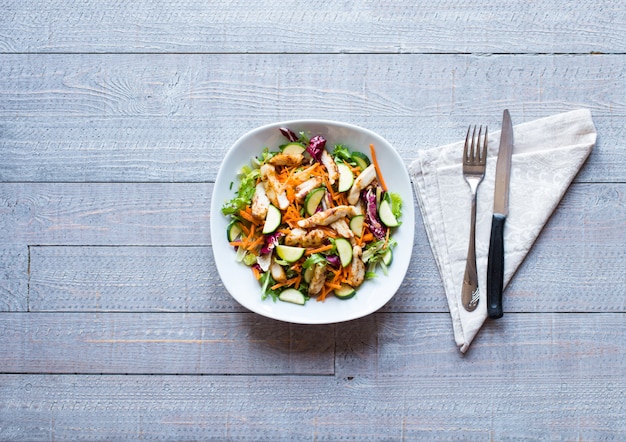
[461,192,480,311]
[487,213,506,319]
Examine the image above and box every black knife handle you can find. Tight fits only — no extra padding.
[487,214,506,319]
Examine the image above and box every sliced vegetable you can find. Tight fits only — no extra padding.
[260,231,284,255]
[303,266,315,283]
[262,204,282,234]
[349,215,365,237]
[351,151,371,171]
[282,143,306,155]
[363,188,387,239]
[306,135,326,162]
[335,238,353,267]
[382,248,393,266]
[304,187,326,216]
[369,143,388,191]
[280,127,299,142]
[378,199,399,227]
[325,254,341,269]
[227,221,243,242]
[337,162,354,192]
[275,245,306,263]
[334,283,357,300]
[278,288,306,305]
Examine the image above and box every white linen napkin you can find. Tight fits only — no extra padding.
[408,109,597,353]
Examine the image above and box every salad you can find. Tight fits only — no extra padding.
[221,126,403,305]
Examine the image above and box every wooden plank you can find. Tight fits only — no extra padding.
[335,313,626,377]
[0,313,335,375]
[28,246,242,312]
[1,55,624,120]
[0,54,622,183]
[0,115,619,183]
[0,182,211,246]
[1,0,623,54]
[0,246,28,312]
[0,373,623,440]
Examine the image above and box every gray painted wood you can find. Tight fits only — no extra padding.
[0,312,335,374]
[0,374,623,440]
[1,0,625,439]
[1,0,623,54]
[1,55,623,183]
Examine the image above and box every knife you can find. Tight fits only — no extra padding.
[487,109,514,319]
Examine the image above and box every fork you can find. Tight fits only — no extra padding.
[461,125,488,312]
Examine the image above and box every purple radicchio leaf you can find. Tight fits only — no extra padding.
[306,135,326,162]
[363,188,387,240]
[260,231,284,255]
[326,254,341,269]
[279,127,299,142]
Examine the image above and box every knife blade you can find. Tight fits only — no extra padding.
[487,109,514,319]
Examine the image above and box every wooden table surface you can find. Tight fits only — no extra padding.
[1,1,625,440]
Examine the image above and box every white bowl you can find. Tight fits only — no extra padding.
[210,120,414,324]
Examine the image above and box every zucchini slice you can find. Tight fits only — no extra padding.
[349,215,364,237]
[282,143,306,155]
[263,204,282,234]
[334,283,357,300]
[351,152,371,171]
[304,187,326,216]
[275,245,306,263]
[337,162,354,192]
[227,221,243,242]
[278,288,306,305]
[382,248,393,266]
[335,238,353,267]
[378,199,399,227]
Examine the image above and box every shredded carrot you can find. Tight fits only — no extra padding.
[369,143,388,191]
[239,207,261,225]
[246,234,265,251]
[305,244,334,255]
[361,233,374,243]
[271,276,300,291]
[251,266,262,280]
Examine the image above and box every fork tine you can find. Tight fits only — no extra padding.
[470,126,476,161]
[481,126,488,163]
[463,125,472,162]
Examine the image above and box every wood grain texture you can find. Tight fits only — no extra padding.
[2,0,626,439]
[2,54,625,119]
[0,54,623,183]
[1,0,624,54]
[0,313,335,375]
[0,115,620,184]
[0,183,211,246]
[0,246,28,312]
[335,313,626,377]
[0,373,623,441]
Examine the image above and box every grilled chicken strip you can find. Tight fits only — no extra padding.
[297,205,358,228]
[251,182,270,220]
[308,263,327,297]
[345,244,365,287]
[295,177,324,202]
[321,150,339,185]
[284,228,327,248]
[347,164,377,205]
[268,153,304,167]
[260,163,289,210]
